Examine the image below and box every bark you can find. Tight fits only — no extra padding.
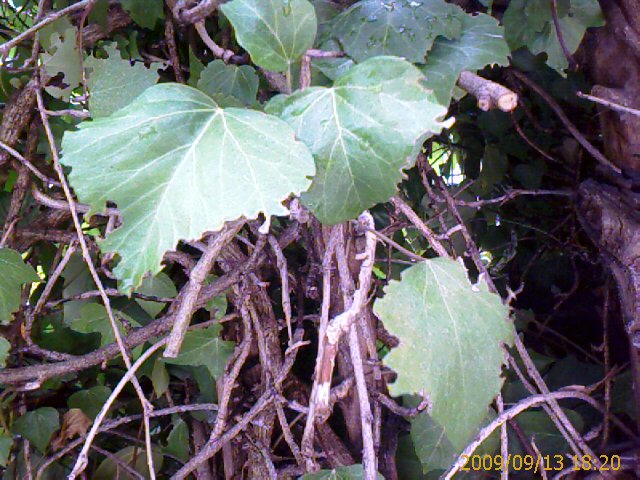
[581,0,640,427]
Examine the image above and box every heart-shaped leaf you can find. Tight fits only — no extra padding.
[221,0,317,73]
[374,258,513,449]
[266,56,448,224]
[61,83,314,291]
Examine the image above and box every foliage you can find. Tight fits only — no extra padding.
[0,0,634,479]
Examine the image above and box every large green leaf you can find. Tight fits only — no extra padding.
[61,83,314,292]
[421,13,510,105]
[85,43,160,118]
[266,56,448,224]
[373,258,513,450]
[12,407,59,453]
[221,0,317,73]
[162,325,234,379]
[0,248,38,325]
[503,0,603,72]
[196,60,259,106]
[164,419,189,462]
[331,0,464,63]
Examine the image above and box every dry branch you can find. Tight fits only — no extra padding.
[458,71,518,112]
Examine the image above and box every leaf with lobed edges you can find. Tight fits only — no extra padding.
[61,83,314,292]
[266,56,449,224]
[374,257,513,450]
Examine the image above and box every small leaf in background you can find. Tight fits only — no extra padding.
[164,418,189,462]
[188,47,205,87]
[12,407,60,453]
[85,42,160,117]
[67,303,140,348]
[119,0,164,29]
[62,252,96,325]
[267,56,448,224]
[0,248,38,325]
[162,325,234,379]
[0,337,10,368]
[410,412,457,472]
[51,408,91,450]
[197,60,259,106]
[133,271,176,318]
[68,386,112,420]
[301,464,384,479]
[40,27,82,100]
[221,0,317,73]
[0,432,11,467]
[511,409,583,456]
[331,0,464,63]
[503,0,604,73]
[374,258,513,450]
[151,358,170,397]
[93,445,163,480]
[61,83,315,292]
[421,13,510,106]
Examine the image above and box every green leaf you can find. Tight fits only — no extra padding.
[151,358,170,396]
[300,465,384,479]
[164,418,189,462]
[60,83,315,291]
[0,249,38,325]
[162,325,234,379]
[68,386,112,420]
[94,445,163,480]
[188,47,206,87]
[40,27,82,100]
[503,0,604,72]
[85,42,160,117]
[134,272,176,318]
[373,258,513,450]
[12,407,59,453]
[119,0,164,29]
[62,253,95,325]
[331,0,464,63]
[511,410,583,456]
[221,0,317,72]
[0,337,10,368]
[67,303,140,348]
[266,56,448,224]
[421,13,510,106]
[410,412,457,472]
[0,433,11,467]
[197,60,259,106]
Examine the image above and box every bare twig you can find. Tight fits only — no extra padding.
[443,390,598,479]
[194,21,235,63]
[0,0,92,54]
[390,196,449,258]
[36,84,156,479]
[68,339,167,479]
[458,71,518,112]
[269,235,293,345]
[577,91,640,117]
[512,70,621,174]
[163,221,244,357]
[0,139,58,184]
[549,0,576,69]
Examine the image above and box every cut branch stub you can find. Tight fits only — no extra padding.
[458,71,518,112]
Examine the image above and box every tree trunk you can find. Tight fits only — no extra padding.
[581,0,640,430]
